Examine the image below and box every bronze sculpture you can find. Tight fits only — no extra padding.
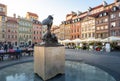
[40,15,59,46]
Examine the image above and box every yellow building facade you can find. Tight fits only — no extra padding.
[0,3,7,42]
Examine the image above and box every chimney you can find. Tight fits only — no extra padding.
[13,13,16,18]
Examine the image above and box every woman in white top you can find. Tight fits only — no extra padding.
[0,47,5,53]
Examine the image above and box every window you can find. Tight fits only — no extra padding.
[89,33,91,37]
[2,29,4,32]
[111,22,116,27]
[2,16,5,21]
[93,33,95,37]
[15,36,17,39]
[113,7,117,11]
[12,35,14,38]
[103,12,107,16]
[2,34,5,38]
[85,33,87,38]
[82,34,84,38]
[119,12,120,17]
[8,29,10,32]
[105,26,108,29]
[29,35,31,38]
[0,8,3,11]
[111,14,116,19]
[101,26,104,30]
[104,18,108,22]
[111,30,116,36]
[96,21,99,24]
[99,13,103,17]
[78,18,80,21]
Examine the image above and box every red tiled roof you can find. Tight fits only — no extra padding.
[6,16,18,23]
[27,12,38,17]
[0,3,6,7]
[80,11,87,15]
[78,11,87,19]
[91,4,103,10]
[91,8,111,18]
[90,12,101,18]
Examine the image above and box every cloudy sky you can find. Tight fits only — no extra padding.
[0,0,113,25]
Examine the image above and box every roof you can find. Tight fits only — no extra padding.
[33,20,41,24]
[0,3,6,7]
[27,12,38,17]
[91,4,103,10]
[93,8,111,18]
[6,16,18,23]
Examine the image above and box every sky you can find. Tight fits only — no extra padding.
[0,0,114,25]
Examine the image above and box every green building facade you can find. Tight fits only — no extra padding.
[18,17,33,46]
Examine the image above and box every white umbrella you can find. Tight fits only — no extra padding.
[72,38,82,43]
[94,38,102,42]
[72,38,82,46]
[86,37,96,42]
[102,36,120,42]
[58,39,62,44]
[62,39,71,43]
[81,39,87,42]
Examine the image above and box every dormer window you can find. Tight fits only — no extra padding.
[75,19,78,22]
[99,13,103,17]
[103,12,107,16]
[113,7,117,11]
[112,6,118,11]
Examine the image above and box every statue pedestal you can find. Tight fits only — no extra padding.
[34,46,65,80]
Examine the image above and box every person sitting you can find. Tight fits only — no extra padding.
[27,46,33,56]
[0,47,5,61]
[8,47,15,59]
[0,47,5,53]
[8,47,15,52]
[15,47,21,52]
[15,47,22,59]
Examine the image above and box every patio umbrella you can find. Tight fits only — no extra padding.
[58,39,62,44]
[86,37,96,42]
[72,38,82,43]
[62,39,72,43]
[102,36,120,42]
[72,38,82,46]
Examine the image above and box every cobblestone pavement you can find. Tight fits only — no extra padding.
[0,49,120,81]
[65,49,120,81]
